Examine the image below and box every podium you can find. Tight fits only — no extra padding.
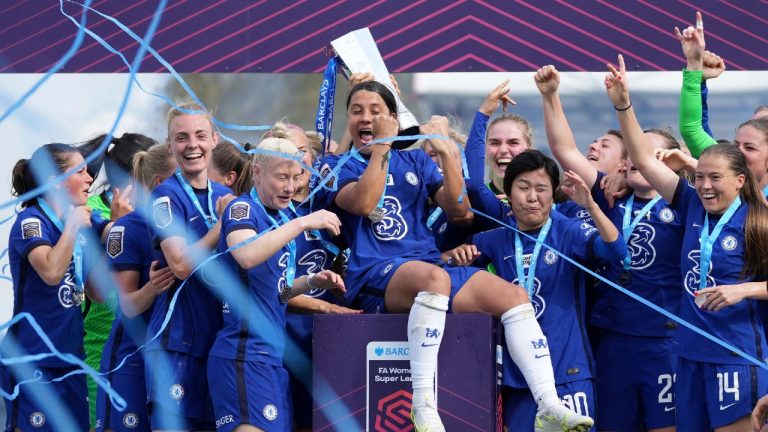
[313,314,501,432]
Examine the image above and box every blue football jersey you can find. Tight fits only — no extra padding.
[287,201,339,302]
[103,211,156,375]
[146,175,231,357]
[315,150,444,302]
[671,178,767,364]
[209,195,291,365]
[464,111,509,233]
[589,172,683,337]
[284,200,342,364]
[1,205,105,367]
[471,211,598,387]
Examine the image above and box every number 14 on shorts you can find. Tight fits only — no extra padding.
[717,372,739,409]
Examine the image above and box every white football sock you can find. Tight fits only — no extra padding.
[500,303,560,409]
[408,291,449,407]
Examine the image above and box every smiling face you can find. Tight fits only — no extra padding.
[586,133,625,174]
[347,90,395,154]
[695,154,745,214]
[167,113,218,185]
[507,167,554,231]
[253,157,304,210]
[486,119,530,182]
[60,152,93,206]
[734,124,768,187]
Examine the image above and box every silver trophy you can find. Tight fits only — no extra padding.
[331,28,420,148]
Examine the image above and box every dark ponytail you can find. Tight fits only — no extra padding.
[79,133,157,194]
[12,143,80,208]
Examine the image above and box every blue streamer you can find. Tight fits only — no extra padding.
[0,312,127,410]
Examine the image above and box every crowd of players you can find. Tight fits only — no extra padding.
[3,12,768,432]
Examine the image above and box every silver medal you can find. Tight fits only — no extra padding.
[74,291,85,306]
[368,207,385,223]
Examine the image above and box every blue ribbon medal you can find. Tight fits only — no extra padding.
[514,218,552,299]
[698,196,741,290]
[37,198,85,306]
[619,194,662,286]
[174,169,217,229]
[249,188,296,302]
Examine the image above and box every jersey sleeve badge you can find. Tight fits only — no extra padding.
[107,225,124,258]
[229,202,250,221]
[21,217,42,239]
[153,196,172,228]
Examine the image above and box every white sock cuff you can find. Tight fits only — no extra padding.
[500,303,535,324]
[414,291,449,312]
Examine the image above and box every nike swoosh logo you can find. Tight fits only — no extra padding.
[534,354,549,359]
[189,215,200,222]
[663,406,675,412]
[421,343,439,347]
[719,402,736,410]
[693,223,701,227]
[503,255,514,261]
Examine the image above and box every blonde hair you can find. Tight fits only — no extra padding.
[304,130,323,160]
[253,137,300,166]
[132,144,174,201]
[166,102,214,135]
[487,114,534,148]
[261,120,304,141]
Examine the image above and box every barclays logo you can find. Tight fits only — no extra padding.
[374,346,409,357]
[368,341,411,360]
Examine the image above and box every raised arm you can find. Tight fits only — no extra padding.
[466,110,489,192]
[700,50,726,139]
[560,170,626,263]
[605,55,679,203]
[464,81,515,224]
[536,65,599,187]
[423,116,470,223]
[676,12,717,158]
